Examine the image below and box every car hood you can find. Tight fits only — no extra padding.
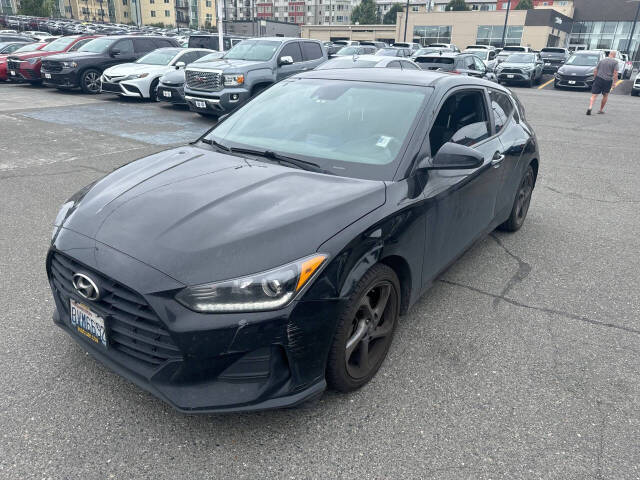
[499,61,534,68]
[557,64,596,75]
[46,51,102,62]
[159,68,185,85]
[189,58,266,72]
[59,146,386,285]
[104,62,170,76]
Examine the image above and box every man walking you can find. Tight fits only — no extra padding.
[587,51,619,115]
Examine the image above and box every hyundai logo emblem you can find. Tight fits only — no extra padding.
[72,273,100,301]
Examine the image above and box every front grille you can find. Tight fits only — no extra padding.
[42,60,62,72]
[101,82,122,93]
[49,251,182,369]
[500,68,523,74]
[559,74,588,82]
[7,58,21,71]
[186,69,221,91]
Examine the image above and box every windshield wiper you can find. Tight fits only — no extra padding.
[201,137,232,152]
[229,147,331,174]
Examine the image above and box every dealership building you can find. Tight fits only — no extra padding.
[302,0,640,61]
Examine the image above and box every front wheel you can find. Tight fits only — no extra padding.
[326,264,400,392]
[80,69,101,94]
[498,165,535,232]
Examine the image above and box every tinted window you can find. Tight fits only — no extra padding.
[279,42,303,63]
[180,51,205,64]
[156,39,175,48]
[416,57,454,64]
[133,38,155,53]
[430,90,489,156]
[387,60,401,69]
[464,56,476,69]
[68,38,92,51]
[302,41,323,60]
[489,90,514,134]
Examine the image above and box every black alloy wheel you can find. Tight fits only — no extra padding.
[499,165,535,232]
[80,69,101,94]
[149,78,159,102]
[326,264,400,392]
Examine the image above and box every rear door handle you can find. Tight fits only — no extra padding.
[492,152,505,167]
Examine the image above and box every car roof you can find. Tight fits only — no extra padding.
[295,67,506,92]
[573,50,603,55]
[419,52,458,58]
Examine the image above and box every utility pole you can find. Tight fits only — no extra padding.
[403,0,409,41]
[626,0,640,60]
[218,0,224,52]
[500,0,511,49]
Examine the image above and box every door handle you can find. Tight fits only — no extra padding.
[491,152,505,167]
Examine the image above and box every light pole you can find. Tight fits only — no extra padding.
[500,0,511,49]
[626,0,640,61]
[403,0,409,42]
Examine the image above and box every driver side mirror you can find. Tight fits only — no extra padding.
[109,48,120,57]
[416,142,484,171]
[175,61,185,69]
[278,55,294,66]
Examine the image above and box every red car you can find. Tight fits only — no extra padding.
[0,42,46,81]
[7,36,99,84]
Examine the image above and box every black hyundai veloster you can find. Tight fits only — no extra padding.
[47,68,539,412]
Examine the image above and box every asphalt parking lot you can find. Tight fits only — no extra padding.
[1,79,639,480]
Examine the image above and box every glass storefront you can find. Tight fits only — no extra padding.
[413,25,452,46]
[569,21,640,61]
[476,25,524,47]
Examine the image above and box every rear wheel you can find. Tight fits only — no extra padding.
[326,264,400,392]
[80,69,101,94]
[498,165,535,232]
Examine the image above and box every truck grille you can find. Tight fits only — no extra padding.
[48,251,182,369]
[42,60,62,72]
[186,69,221,91]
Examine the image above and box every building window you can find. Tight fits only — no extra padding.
[411,5,418,11]
[122,0,127,4]
[569,21,640,58]
[206,0,211,5]
[206,13,212,21]
[165,9,170,15]
[476,25,523,47]
[412,25,452,46]
[124,10,128,16]
[150,9,156,15]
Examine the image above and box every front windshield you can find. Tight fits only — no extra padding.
[78,37,115,53]
[566,54,600,66]
[42,36,77,52]
[506,53,534,63]
[336,46,358,55]
[137,48,181,65]
[207,79,429,180]
[223,40,280,61]
[14,43,42,53]
[375,48,398,56]
[466,50,488,59]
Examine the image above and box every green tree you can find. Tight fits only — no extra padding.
[383,3,404,25]
[445,0,470,11]
[513,0,533,9]
[352,0,379,25]
[19,0,54,17]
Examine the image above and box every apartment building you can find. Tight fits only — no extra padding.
[228,0,356,25]
[0,0,18,15]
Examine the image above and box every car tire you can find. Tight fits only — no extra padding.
[149,78,159,102]
[632,90,639,97]
[326,263,400,393]
[498,165,535,232]
[80,69,101,94]
[528,76,535,88]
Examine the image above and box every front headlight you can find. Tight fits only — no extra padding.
[61,61,78,68]
[175,254,328,313]
[127,73,149,79]
[27,57,41,64]
[223,74,244,87]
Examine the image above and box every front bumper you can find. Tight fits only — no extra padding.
[542,62,562,73]
[157,84,186,104]
[184,86,250,114]
[100,78,144,98]
[632,82,640,92]
[497,71,532,83]
[8,63,41,82]
[47,228,339,413]
[554,74,593,89]
[41,68,80,88]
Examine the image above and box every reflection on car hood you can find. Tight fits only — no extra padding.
[104,62,171,76]
[499,61,534,68]
[45,51,101,61]
[159,68,185,85]
[189,58,266,71]
[557,64,596,75]
[61,146,386,285]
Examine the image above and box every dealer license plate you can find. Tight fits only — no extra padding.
[195,100,206,108]
[10,70,15,76]
[163,90,172,97]
[70,299,107,348]
[507,74,514,78]
[569,80,576,84]
[44,73,51,79]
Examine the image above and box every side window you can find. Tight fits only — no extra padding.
[156,39,175,48]
[474,56,486,72]
[301,41,323,60]
[133,38,154,53]
[114,39,134,55]
[178,51,198,64]
[387,60,401,69]
[279,42,303,63]
[489,90,515,134]
[429,90,490,156]
[489,51,495,60]
[401,60,420,70]
[68,38,92,51]
[465,56,476,70]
